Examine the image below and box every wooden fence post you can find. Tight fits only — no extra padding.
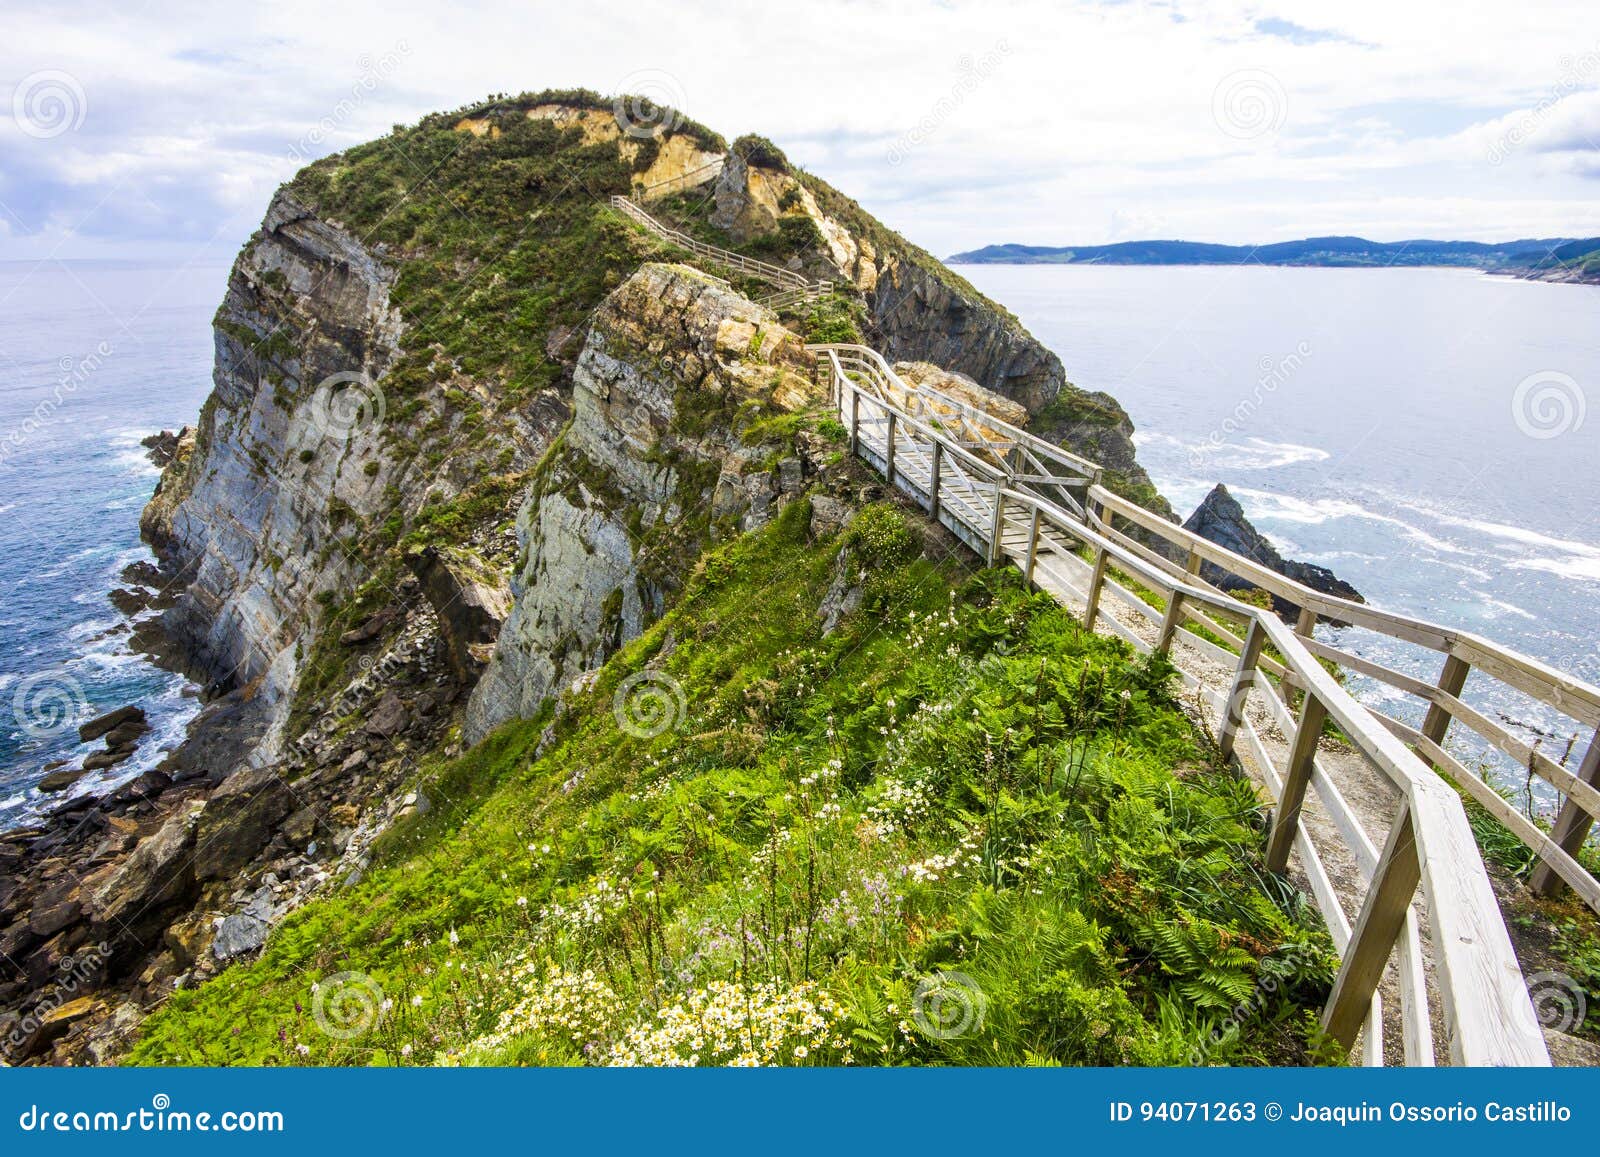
[1219,618,1266,760]
[1024,509,1041,587]
[1420,653,1471,752]
[1531,727,1600,898]
[1266,692,1331,873]
[1156,590,1185,654]
[988,491,1005,566]
[929,441,943,521]
[1324,803,1420,1053]
[848,388,860,457]
[885,412,897,488]
[1083,546,1109,630]
[1280,605,1317,700]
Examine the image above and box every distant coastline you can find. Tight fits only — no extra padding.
[946,234,1600,284]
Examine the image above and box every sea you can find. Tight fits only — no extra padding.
[0,260,226,829]
[1,260,1597,827]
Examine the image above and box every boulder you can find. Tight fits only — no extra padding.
[364,691,409,740]
[109,587,152,616]
[88,806,202,947]
[339,605,402,646]
[807,495,856,541]
[211,913,268,959]
[78,705,146,744]
[104,769,172,808]
[103,719,151,749]
[83,747,136,773]
[192,765,295,881]
[37,767,87,793]
[406,545,512,683]
[28,879,83,938]
[12,995,102,1060]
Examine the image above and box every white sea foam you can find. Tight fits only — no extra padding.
[1381,495,1600,584]
[1226,485,1472,556]
[1139,431,1330,471]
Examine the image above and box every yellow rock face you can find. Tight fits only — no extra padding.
[41,996,100,1026]
[892,361,1031,446]
[719,163,879,292]
[454,117,500,138]
[523,104,624,146]
[634,134,724,196]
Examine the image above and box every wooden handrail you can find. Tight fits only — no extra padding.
[610,196,829,297]
[814,348,1552,1066]
[1085,483,1600,909]
[809,343,1103,482]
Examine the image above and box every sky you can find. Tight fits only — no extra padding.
[2,0,1599,264]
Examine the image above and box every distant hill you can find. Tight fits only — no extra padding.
[947,235,1597,277]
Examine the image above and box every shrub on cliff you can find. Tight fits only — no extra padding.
[732,133,790,172]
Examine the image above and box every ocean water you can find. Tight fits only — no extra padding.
[1,260,1596,828]
[965,264,1600,802]
[0,261,226,828]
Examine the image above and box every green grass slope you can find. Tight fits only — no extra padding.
[131,498,1335,1067]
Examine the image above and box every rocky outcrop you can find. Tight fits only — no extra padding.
[1183,484,1363,614]
[464,263,821,742]
[406,546,512,684]
[139,188,408,757]
[3,94,1181,1066]
[891,361,1030,429]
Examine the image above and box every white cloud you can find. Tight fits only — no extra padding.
[1,0,1598,260]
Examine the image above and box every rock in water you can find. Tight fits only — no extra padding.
[77,705,146,744]
[37,768,87,793]
[1182,484,1363,615]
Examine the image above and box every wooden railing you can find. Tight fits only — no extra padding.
[610,196,831,301]
[811,342,1554,1066]
[1085,487,1600,916]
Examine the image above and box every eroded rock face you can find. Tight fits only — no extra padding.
[464,263,819,742]
[868,255,1064,413]
[141,189,407,761]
